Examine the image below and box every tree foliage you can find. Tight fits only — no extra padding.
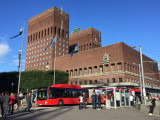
[0,70,68,93]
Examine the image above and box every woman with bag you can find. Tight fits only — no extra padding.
[9,93,16,114]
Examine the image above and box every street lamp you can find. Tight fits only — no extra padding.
[131,46,147,105]
[133,63,143,104]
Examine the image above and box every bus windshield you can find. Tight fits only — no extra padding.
[37,87,48,100]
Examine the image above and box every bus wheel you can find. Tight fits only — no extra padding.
[59,100,64,106]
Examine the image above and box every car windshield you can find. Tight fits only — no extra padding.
[37,87,48,100]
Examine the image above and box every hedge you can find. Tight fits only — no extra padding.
[0,70,69,93]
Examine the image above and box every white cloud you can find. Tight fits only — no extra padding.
[0,44,11,58]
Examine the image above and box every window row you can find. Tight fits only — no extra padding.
[28,26,68,43]
[67,63,123,77]
[70,78,123,85]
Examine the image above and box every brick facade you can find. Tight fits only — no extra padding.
[25,7,160,91]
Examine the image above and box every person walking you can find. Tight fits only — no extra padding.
[19,92,23,109]
[149,96,156,115]
[9,93,16,114]
[1,91,10,119]
[83,92,87,109]
[26,93,32,112]
[79,93,83,110]
[91,92,97,109]
[97,92,101,110]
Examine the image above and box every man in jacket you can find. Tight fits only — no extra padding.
[91,92,97,109]
[1,91,10,119]
[83,92,87,109]
[97,92,101,110]
[26,93,32,112]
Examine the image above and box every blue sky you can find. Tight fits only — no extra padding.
[0,0,160,72]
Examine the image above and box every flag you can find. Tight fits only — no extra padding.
[71,44,78,57]
[10,27,23,39]
[44,36,56,51]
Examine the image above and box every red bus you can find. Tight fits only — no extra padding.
[36,84,89,106]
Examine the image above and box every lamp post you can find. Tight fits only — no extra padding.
[131,46,146,105]
[133,63,143,104]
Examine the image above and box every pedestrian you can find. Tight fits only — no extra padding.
[14,93,18,110]
[83,92,87,109]
[9,93,16,114]
[1,91,10,119]
[0,93,3,117]
[19,92,24,109]
[25,93,32,112]
[130,94,133,107]
[79,93,83,110]
[149,96,156,115]
[91,91,97,109]
[97,92,101,110]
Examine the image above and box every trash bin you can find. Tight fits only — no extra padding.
[106,100,111,109]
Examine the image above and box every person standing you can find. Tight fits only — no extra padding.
[0,93,3,117]
[9,93,16,114]
[1,91,10,119]
[149,96,156,115]
[79,93,83,110]
[19,92,23,109]
[26,93,32,112]
[83,92,87,109]
[97,92,101,110]
[130,94,133,107]
[91,92,97,109]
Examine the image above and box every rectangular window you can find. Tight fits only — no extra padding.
[39,32,40,38]
[94,66,97,74]
[119,78,122,82]
[79,81,82,85]
[84,68,87,75]
[95,80,97,84]
[100,79,103,84]
[79,68,82,75]
[70,70,73,76]
[42,30,43,37]
[74,69,77,76]
[111,64,115,72]
[89,67,92,74]
[105,65,109,72]
[99,65,103,73]
[84,81,87,85]
[112,78,116,83]
[58,28,60,36]
[89,80,92,85]
[45,29,46,36]
[48,28,49,35]
[54,27,56,35]
[117,63,122,71]
[106,79,109,84]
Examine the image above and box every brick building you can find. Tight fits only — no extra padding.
[25,7,160,93]
[25,7,69,70]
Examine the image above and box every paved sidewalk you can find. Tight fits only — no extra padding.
[0,105,159,120]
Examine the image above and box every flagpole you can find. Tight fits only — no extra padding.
[53,34,57,85]
[78,42,79,85]
[17,19,25,107]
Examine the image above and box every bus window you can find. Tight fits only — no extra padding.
[37,87,48,100]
